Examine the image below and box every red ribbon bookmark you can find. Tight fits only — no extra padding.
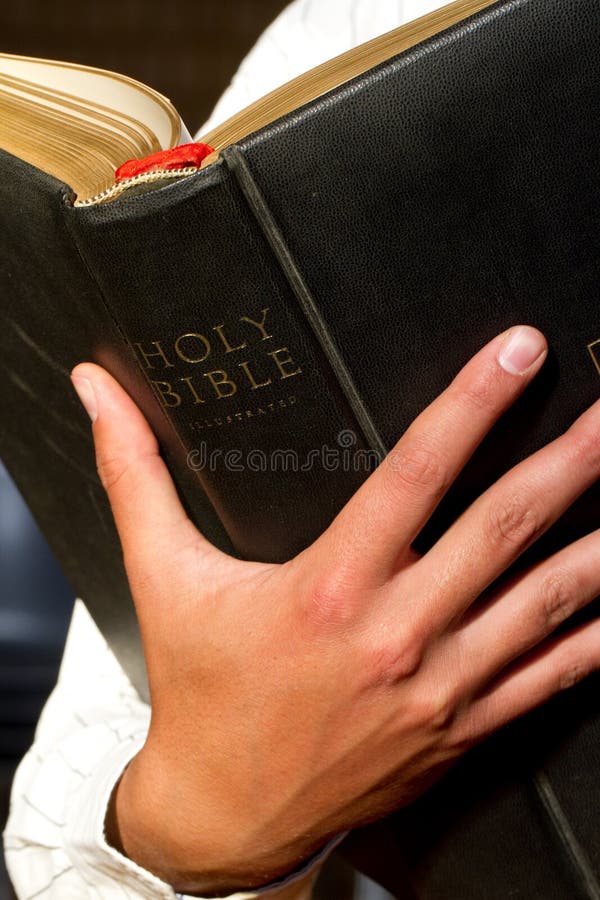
[115,142,215,181]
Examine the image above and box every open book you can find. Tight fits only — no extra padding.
[0,0,494,204]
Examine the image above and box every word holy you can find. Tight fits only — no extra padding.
[133,308,303,408]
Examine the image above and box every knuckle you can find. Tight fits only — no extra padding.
[538,568,581,630]
[485,493,542,549]
[418,679,459,732]
[304,569,358,632]
[567,422,600,473]
[95,452,131,492]
[369,627,426,687]
[456,364,499,413]
[385,441,449,495]
[557,660,588,692]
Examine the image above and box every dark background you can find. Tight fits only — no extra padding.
[2,0,289,133]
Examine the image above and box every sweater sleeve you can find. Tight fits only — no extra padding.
[195,0,435,136]
[3,600,328,899]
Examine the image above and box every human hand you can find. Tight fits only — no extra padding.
[71,325,600,896]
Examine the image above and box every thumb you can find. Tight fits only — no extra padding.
[71,362,213,585]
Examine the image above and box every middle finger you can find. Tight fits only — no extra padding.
[408,396,600,632]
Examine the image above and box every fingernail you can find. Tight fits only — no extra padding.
[71,375,98,422]
[498,326,547,375]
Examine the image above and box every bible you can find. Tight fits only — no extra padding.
[0,0,599,896]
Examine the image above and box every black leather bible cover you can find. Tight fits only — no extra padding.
[1,0,599,895]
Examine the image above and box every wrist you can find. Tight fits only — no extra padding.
[107,747,325,896]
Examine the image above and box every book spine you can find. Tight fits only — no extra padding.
[65,162,380,563]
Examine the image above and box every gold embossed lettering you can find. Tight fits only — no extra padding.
[152,380,182,407]
[588,339,600,375]
[238,360,272,390]
[203,370,238,399]
[267,347,302,379]
[135,341,175,369]
[240,308,272,341]
[213,324,247,354]
[178,376,205,404]
[175,333,211,364]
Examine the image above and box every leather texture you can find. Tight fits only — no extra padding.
[1,0,599,895]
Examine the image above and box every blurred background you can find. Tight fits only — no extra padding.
[2,0,289,135]
[0,2,393,897]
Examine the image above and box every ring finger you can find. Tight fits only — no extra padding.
[455,528,600,691]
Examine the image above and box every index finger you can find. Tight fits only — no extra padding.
[318,326,547,589]
[71,363,217,589]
